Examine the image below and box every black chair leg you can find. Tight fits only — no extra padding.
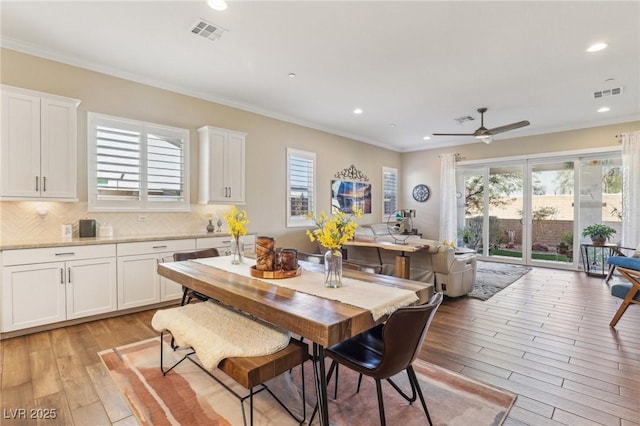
[407,365,433,426]
[334,364,339,399]
[375,378,386,426]
[356,373,363,393]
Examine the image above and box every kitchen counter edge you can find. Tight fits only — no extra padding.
[0,232,253,251]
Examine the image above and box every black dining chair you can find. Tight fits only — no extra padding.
[173,248,220,305]
[317,292,443,426]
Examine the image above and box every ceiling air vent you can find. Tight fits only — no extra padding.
[191,19,227,41]
[593,87,623,99]
[454,115,475,124]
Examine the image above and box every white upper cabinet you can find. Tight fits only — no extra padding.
[1,85,80,200]
[198,125,246,204]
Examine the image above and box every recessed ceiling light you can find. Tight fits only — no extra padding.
[353,108,363,115]
[207,0,228,11]
[390,124,396,127]
[586,42,607,53]
[288,73,296,78]
[423,136,431,140]
[598,106,610,113]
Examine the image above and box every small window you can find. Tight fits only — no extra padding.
[88,113,189,211]
[287,148,316,227]
[383,166,398,217]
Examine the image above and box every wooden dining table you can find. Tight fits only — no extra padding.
[157,259,433,426]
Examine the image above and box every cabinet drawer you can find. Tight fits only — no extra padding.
[2,244,116,266]
[196,236,233,249]
[117,239,195,257]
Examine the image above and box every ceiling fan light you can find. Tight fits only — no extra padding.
[479,136,493,144]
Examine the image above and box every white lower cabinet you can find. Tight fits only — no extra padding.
[1,245,116,332]
[116,239,195,310]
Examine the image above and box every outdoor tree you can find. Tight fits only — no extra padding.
[464,172,523,216]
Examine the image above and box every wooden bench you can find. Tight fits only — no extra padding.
[155,303,309,426]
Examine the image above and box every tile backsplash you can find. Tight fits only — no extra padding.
[0,201,231,242]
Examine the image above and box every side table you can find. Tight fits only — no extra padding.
[580,243,617,277]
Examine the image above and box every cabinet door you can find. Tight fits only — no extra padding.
[1,90,41,197]
[206,129,228,202]
[159,252,184,301]
[198,126,246,204]
[225,132,245,203]
[117,254,160,310]
[1,262,66,332]
[66,257,117,319]
[40,97,78,199]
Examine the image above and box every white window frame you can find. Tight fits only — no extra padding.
[382,166,398,218]
[286,148,316,227]
[87,112,190,212]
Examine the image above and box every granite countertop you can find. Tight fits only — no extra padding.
[0,231,238,251]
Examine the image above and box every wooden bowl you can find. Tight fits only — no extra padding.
[250,265,301,279]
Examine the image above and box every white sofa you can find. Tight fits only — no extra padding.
[345,224,478,297]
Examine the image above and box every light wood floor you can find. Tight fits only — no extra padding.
[1,267,638,425]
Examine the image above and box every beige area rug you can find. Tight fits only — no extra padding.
[99,337,516,426]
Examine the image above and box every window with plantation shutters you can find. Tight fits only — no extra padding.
[287,148,316,227]
[88,113,189,211]
[383,166,398,217]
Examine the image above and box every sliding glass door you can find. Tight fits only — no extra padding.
[528,160,575,267]
[456,150,622,269]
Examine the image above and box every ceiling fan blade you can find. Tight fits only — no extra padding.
[432,133,476,136]
[487,120,530,135]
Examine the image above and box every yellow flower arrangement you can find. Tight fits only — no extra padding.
[224,206,249,264]
[224,205,249,238]
[306,207,363,251]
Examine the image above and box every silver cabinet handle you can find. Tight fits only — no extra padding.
[152,245,168,249]
[68,267,71,283]
[43,176,46,192]
[55,252,75,256]
[35,176,39,191]
[60,268,64,284]
[228,186,231,198]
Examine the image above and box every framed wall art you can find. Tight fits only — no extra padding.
[331,180,372,214]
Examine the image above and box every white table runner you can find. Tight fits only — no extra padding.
[193,256,419,321]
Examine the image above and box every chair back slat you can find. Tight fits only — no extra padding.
[173,248,220,261]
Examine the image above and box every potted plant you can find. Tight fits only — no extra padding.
[556,232,573,254]
[582,224,616,247]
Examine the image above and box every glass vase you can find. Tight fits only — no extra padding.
[324,249,343,288]
[231,237,244,265]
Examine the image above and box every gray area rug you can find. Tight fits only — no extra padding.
[467,261,532,300]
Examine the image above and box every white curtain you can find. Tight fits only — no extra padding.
[439,153,458,243]
[621,131,640,248]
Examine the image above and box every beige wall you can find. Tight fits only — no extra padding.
[402,121,639,240]
[0,49,401,248]
[2,48,637,247]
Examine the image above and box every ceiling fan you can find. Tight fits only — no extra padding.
[433,107,530,144]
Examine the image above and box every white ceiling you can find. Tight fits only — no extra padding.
[1,1,639,152]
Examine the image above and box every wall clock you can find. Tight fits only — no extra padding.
[412,184,430,202]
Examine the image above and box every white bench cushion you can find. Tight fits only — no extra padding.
[152,302,290,370]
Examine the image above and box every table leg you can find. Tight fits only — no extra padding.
[312,343,329,426]
[395,254,410,279]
